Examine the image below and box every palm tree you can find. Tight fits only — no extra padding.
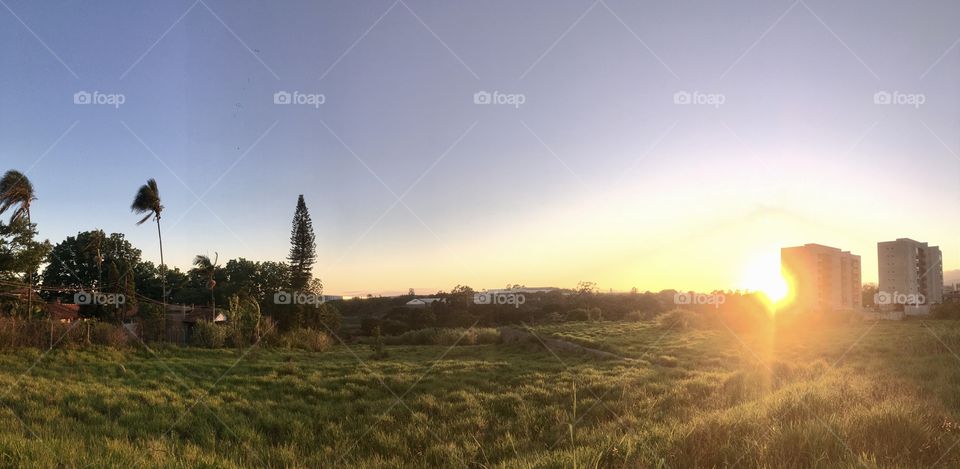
[85,230,105,292]
[193,253,219,321]
[0,170,37,315]
[132,179,165,334]
[0,170,35,225]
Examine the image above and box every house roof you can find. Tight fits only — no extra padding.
[405,298,443,305]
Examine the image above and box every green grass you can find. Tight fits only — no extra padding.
[1,319,960,467]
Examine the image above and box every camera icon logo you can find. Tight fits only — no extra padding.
[74,291,93,305]
[873,91,891,105]
[473,292,492,304]
[274,91,292,105]
[473,91,492,105]
[274,291,292,305]
[673,291,692,304]
[874,291,892,305]
[673,91,691,105]
[74,91,92,105]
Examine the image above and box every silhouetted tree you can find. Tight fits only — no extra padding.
[287,195,317,291]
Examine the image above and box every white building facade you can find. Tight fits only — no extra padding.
[878,238,942,313]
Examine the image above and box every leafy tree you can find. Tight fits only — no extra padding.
[167,268,206,305]
[447,284,475,309]
[862,283,878,308]
[0,221,49,282]
[287,195,316,291]
[216,258,290,308]
[0,220,50,316]
[220,258,258,300]
[255,261,291,303]
[303,302,341,335]
[576,281,597,295]
[133,261,164,301]
[193,253,219,319]
[42,231,142,300]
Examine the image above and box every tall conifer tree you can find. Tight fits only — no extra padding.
[287,195,316,291]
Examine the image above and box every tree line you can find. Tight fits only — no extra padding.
[0,170,331,332]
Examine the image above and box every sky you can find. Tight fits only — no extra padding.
[1,0,958,296]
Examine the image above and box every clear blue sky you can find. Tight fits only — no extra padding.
[1,0,958,295]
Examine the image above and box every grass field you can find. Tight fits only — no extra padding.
[2,318,960,467]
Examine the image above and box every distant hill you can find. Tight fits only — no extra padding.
[945,269,960,285]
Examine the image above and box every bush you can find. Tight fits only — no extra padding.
[371,325,387,360]
[360,317,381,336]
[258,317,281,346]
[282,329,333,352]
[302,303,341,334]
[546,312,565,323]
[567,307,602,321]
[190,320,226,348]
[90,322,131,348]
[380,319,408,335]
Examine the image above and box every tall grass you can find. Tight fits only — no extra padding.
[381,327,500,346]
[0,320,955,467]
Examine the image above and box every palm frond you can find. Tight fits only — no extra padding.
[131,178,162,224]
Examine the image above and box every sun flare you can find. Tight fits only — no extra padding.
[739,251,790,304]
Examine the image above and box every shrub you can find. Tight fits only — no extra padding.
[380,319,408,335]
[371,326,388,360]
[360,317,381,336]
[302,303,341,334]
[474,327,501,344]
[566,307,602,321]
[282,329,333,352]
[90,322,131,348]
[225,295,262,347]
[258,317,281,347]
[547,312,565,323]
[190,320,226,348]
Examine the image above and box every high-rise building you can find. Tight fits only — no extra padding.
[781,243,862,311]
[878,238,943,311]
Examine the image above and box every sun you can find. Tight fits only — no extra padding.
[739,251,790,304]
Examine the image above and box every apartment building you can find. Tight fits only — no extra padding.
[878,238,943,312]
[781,243,862,311]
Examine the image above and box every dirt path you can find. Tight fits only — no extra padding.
[498,326,627,361]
